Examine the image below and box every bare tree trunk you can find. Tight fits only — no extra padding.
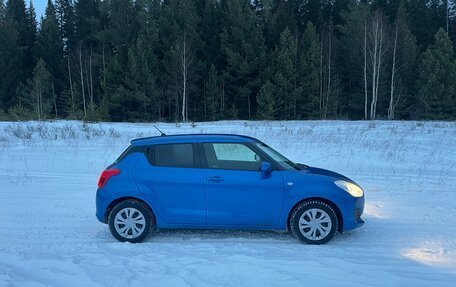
[175,91,179,121]
[182,63,186,122]
[67,48,75,116]
[143,83,147,116]
[37,87,41,120]
[373,20,383,120]
[370,17,378,120]
[324,26,332,119]
[78,42,87,117]
[181,36,186,123]
[89,46,94,107]
[203,81,207,119]
[52,82,57,117]
[293,32,298,119]
[102,42,106,91]
[388,22,399,120]
[247,94,251,118]
[186,89,189,121]
[220,80,225,112]
[369,14,384,120]
[39,87,42,120]
[180,34,193,122]
[212,84,215,121]
[319,35,323,118]
[85,61,90,107]
[364,20,368,120]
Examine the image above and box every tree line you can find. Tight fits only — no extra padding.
[1,0,456,122]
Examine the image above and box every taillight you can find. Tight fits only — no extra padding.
[97,169,120,188]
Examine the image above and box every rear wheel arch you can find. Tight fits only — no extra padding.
[287,197,343,233]
[105,196,156,225]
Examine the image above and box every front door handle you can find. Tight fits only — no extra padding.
[205,176,224,183]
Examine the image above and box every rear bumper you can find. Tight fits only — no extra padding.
[95,188,109,223]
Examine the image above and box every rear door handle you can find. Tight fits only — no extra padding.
[205,176,224,183]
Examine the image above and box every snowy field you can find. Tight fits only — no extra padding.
[0,120,455,286]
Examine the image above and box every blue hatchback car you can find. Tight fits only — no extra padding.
[96,134,364,244]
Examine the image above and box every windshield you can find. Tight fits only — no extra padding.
[253,142,301,171]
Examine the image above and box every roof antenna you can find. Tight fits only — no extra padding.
[153,125,166,136]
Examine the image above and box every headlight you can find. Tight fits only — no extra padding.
[334,180,364,197]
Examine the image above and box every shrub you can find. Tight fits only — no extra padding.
[4,124,33,139]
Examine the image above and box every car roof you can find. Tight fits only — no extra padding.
[130,134,259,146]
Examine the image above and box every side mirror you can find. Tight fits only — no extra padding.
[260,161,273,175]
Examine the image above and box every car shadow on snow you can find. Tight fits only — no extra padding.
[149,229,296,243]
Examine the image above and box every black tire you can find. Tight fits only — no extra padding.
[108,199,154,243]
[290,200,338,245]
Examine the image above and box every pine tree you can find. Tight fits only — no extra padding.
[205,64,219,121]
[449,0,456,42]
[37,0,65,117]
[125,35,154,120]
[200,0,221,69]
[297,0,323,30]
[173,0,201,122]
[265,0,297,49]
[407,0,436,49]
[25,0,37,63]
[299,22,320,119]
[337,1,368,119]
[74,0,100,45]
[74,0,102,117]
[5,0,36,100]
[416,28,456,119]
[55,0,75,50]
[0,0,21,109]
[200,0,222,120]
[104,54,123,119]
[388,1,418,120]
[29,59,52,119]
[1,0,456,121]
[270,27,297,119]
[220,0,266,119]
[256,80,281,120]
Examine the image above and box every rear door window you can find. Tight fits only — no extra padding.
[152,143,195,168]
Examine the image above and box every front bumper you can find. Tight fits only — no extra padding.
[341,196,365,231]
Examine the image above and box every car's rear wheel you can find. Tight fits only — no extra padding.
[108,199,153,243]
[290,200,338,244]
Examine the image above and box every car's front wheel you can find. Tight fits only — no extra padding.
[290,200,338,244]
[108,199,153,243]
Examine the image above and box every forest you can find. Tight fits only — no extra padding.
[1,0,456,122]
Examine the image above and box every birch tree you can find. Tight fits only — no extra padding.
[319,22,335,119]
[30,59,52,119]
[368,11,387,120]
[388,20,399,120]
[179,33,193,122]
[387,3,418,120]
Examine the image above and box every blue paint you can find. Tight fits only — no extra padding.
[96,134,365,235]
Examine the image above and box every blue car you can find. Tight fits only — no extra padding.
[96,134,364,244]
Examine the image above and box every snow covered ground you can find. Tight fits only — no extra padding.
[0,120,455,286]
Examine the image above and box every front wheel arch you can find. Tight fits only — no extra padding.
[287,197,343,233]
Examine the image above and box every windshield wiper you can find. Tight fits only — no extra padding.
[295,162,308,170]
